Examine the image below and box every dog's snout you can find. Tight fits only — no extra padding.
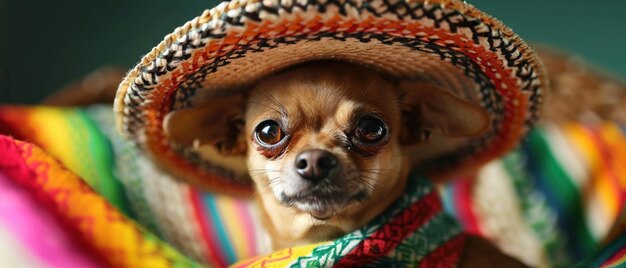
[295,149,338,183]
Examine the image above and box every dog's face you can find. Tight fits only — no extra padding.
[164,61,490,244]
[244,63,404,220]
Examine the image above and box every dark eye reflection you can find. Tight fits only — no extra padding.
[255,120,284,146]
[354,116,386,143]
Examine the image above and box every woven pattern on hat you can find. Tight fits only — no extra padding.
[114,0,547,195]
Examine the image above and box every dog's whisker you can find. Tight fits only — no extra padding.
[359,82,373,99]
[253,177,280,197]
[357,175,386,203]
[247,178,282,204]
[249,170,281,177]
[246,177,282,203]
[248,100,284,116]
[390,152,412,158]
[247,188,264,202]
[265,90,289,118]
[353,181,377,201]
[248,169,280,173]
[289,209,298,237]
[358,168,398,173]
[261,176,281,190]
[246,191,257,202]
[359,170,396,176]
[359,168,395,172]
[248,168,281,172]
[332,207,343,230]
[249,172,280,178]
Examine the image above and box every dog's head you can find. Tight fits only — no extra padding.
[164,61,489,222]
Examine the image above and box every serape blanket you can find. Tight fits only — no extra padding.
[1,105,626,267]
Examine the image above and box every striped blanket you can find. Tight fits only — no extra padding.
[1,105,625,267]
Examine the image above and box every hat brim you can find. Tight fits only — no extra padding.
[114,0,547,196]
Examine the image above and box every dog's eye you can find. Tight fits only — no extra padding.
[255,120,284,146]
[354,116,386,143]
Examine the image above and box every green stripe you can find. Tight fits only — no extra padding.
[502,150,570,267]
[374,212,462,266]
[525,129,597,259]
[83,106,161,234]
[67,108,133,216]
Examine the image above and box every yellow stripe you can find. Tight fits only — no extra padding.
[232,242,328,268]
[599,123,626,192]
[30,108,79,167]
[564,124,619,220]
[216,195,250,259]
[28,107,98,187]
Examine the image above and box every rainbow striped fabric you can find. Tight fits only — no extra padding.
[2,105,626,267]
[441,123,626,267]
[0,105,271,266]
[0,105,466,267]
[0,130,201,267]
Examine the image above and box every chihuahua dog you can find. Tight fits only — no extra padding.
[164,62,525,266]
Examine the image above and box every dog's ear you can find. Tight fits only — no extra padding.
[398,82,491,145]
[163,94,247,156]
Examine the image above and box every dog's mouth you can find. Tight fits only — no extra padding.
[280,190,368,220]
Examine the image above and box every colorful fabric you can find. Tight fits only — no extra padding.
[0,169,100,268]
[0,135,201,267]
[5,105,626,267]
[0,106,131,215]
[0,105,467,267]
[0,105,270,266]
[441,123,626,267]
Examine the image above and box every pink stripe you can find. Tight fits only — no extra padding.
[233,199,257,256]
[189,189,228,267]
[0,170,100,268]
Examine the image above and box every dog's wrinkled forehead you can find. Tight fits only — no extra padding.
[246,62,399,131]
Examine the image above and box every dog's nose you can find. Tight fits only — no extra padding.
[295,149,338,183]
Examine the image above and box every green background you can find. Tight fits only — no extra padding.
[1,0,625,104]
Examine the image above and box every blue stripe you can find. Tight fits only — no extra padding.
[440,185,457,219]
[201,194,237,264]
[521,131,588,260]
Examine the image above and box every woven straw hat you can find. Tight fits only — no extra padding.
[114,0,547,196]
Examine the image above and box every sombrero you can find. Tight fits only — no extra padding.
[114,0,547,196]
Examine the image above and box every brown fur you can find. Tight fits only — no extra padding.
[244,63,410,248]
[164,61,499,258]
